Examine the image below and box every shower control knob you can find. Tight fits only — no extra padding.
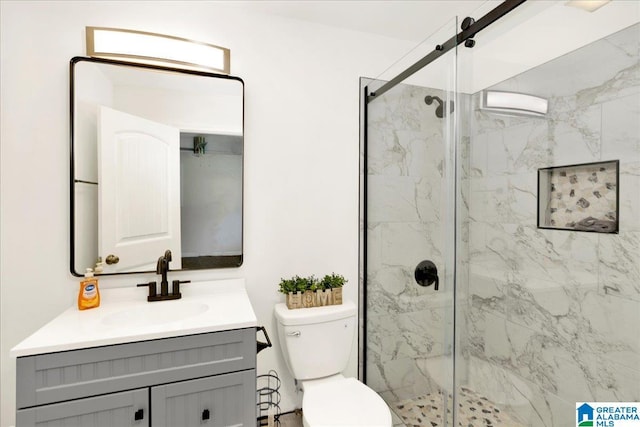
[105,254,120,265]
[414,260,439,291]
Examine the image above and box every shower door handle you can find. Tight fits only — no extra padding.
[414,260,439,290]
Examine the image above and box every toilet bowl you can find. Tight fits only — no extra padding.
[302,375,391,426]
[274,301,391,427]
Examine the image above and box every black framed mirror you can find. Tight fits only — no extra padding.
[70,57,243,276]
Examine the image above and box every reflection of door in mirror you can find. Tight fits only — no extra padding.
[99,106,181,273]
[71,57,244,276]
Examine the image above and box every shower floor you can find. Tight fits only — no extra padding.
[392,387,524,427]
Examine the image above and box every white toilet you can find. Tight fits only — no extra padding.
[274,300,392,427]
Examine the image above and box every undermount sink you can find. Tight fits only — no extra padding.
[102,301,209,327]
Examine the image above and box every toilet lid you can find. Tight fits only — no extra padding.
[303,377,391,426]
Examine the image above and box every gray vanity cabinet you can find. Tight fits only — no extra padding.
[15,328,256,427]
[16,388,148,427]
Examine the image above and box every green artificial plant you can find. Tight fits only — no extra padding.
[320,273,347,290]
[278,273,346,294]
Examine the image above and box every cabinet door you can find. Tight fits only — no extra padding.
[16,388,148,427]
[151,370,255,427]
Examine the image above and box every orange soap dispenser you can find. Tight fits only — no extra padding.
[78,268,100,310]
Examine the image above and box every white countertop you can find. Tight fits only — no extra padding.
[11,278,257,357]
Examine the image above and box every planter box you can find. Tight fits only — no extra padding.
[285,288,343,310]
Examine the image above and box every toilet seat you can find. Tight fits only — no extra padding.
[302,377,391,426]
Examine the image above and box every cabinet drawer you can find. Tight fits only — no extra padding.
[152,370,256,427]
[17,388,148,427]
[17,328,256,409]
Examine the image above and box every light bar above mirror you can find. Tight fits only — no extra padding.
[86,27,230,74]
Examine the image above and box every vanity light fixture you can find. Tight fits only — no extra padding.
[86,27,230,74]
[481,90,548,118]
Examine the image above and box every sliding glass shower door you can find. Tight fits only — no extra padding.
[363,3,640,426]
[362,18,459,427]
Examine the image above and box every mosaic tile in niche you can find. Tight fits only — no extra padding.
[577,197,591,208]
[539,160,618,232]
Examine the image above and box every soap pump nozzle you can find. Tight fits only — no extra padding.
[94,258,104,274]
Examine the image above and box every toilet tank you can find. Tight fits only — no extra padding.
[274,300,356,380]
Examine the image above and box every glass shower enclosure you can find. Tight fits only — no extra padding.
[361,2,640,426]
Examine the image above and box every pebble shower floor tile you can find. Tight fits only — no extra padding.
[393,387,524,427]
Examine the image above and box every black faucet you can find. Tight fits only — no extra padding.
[157,249,172,296]
[137,249,190,302]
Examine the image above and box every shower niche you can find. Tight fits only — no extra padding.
[538,160,619,233]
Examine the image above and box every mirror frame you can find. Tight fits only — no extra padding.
[70,56,244,277]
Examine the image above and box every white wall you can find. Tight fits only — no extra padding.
[114,81,243,135]
[0,2,414,426]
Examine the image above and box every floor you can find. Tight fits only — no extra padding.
[262,387,522,426]
[393,387,524,427]
[271,410,303,427]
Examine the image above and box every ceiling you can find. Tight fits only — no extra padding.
[231,1,639,93]
[233,1,488,43]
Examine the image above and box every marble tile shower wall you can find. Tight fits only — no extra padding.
[366,84,455,403]
[464,24,640,426]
